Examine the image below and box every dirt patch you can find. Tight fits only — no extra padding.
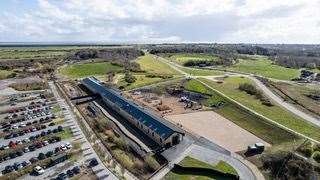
[127,92,197,116]
[165,111,271,152]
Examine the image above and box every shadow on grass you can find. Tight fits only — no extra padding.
[171,165,239,180]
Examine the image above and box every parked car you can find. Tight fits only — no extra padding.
[43,141,49,146]
[89,158,98,167]
[48,122,55,126]
[29,157,38,164]
[66,169,74,177]
[2,165,14,174]
[13,162,24,170]
[65,142,72,149]
[24,147,30,153]
[22,160,31,167]
[33,166,45,175]
[72,166,80,174]
[57,172,68,180]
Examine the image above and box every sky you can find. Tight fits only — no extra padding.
[0,0,320,44]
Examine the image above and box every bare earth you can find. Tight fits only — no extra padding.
[165,111,270,152]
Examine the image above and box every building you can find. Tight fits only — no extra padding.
[82,77,184,148]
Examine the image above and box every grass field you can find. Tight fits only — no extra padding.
[0,70,15,80]
[184,79,298,144]
[59,62,123,79]
[199,77,320,141]
[269,81,320,117]
[137,55,181,75]
[165,156,237,180]
[0,49,68,61]
[117,74,163,90]
[168,53,220,65]
[225,58,300,80]
[179,67,224,76]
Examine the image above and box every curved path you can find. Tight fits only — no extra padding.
[249,77,320,126]
[154,55,262,180]
[155,55,320,128]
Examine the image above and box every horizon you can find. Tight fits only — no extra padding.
[0,0,320,44]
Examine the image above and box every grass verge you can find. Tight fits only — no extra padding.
[137,55,181,75]
[59,62,123,79]
[225,58,300,80]
[198,77,320,141]
[164,156,237,180]
[184,79,299,144]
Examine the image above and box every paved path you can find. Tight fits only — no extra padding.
[49,82,117,180]
[249,77,320,126]
[157,55,320,142]
[189,144,259,180]
[158,54,320,127]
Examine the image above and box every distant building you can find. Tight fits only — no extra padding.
[82,77,184,148]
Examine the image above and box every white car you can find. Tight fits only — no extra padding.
[34,166,45,175]
[65,142,72,149]
[19,123,26,127]
[60,145,67,151]
[23,138,30,143]
[43,141,49,146]
[24,147,30,153]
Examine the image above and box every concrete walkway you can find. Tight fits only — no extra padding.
[49,82,117,180]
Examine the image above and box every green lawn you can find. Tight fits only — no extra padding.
[199,77,320,141]
[137,55,181,75]
[165,156,237,180]
[184,79,298,144]
[225,58,300,80]
[57,127,73,139]
[117,74,164,90]
[59,62,123,79]
[169,53,220,65]
[179,67,224,76]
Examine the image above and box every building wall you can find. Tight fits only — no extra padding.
[102,96,178,147]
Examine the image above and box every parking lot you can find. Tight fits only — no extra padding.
[0,83,103,180]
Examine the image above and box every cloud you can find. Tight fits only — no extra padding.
[0,0,319,43]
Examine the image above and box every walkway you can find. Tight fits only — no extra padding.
[49,82,117,180]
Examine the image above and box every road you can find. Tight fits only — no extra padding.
[0,140,68,173]
[49,82,117,180]
[249,77,320,126]
[156,55,320,136]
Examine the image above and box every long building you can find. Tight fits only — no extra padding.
[82,77,184,149]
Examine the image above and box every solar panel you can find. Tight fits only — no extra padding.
[82,77,176,140]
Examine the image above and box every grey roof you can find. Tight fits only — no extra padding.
[82,77,182,140]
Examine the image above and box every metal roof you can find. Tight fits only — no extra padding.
[82,77,179,140]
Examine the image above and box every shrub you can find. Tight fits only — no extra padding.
[300,147,314,157]
[313,151,320,163]
[145,155,160,171]
[239,83,273,106]
[114,137,128,151]
[124,71,136,84]
[113,149,134,170]
[239,83,259,95]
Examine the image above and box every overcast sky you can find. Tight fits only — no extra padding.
[0,0,320,44]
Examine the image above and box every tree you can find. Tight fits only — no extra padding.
[106,72,115,83]
[124,71,136,84]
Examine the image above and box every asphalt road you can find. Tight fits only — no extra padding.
[249,77,320,126]
[158,55,320,131]
[0,124,60,146]
[49,82,117,180]
[0,140,68,173]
